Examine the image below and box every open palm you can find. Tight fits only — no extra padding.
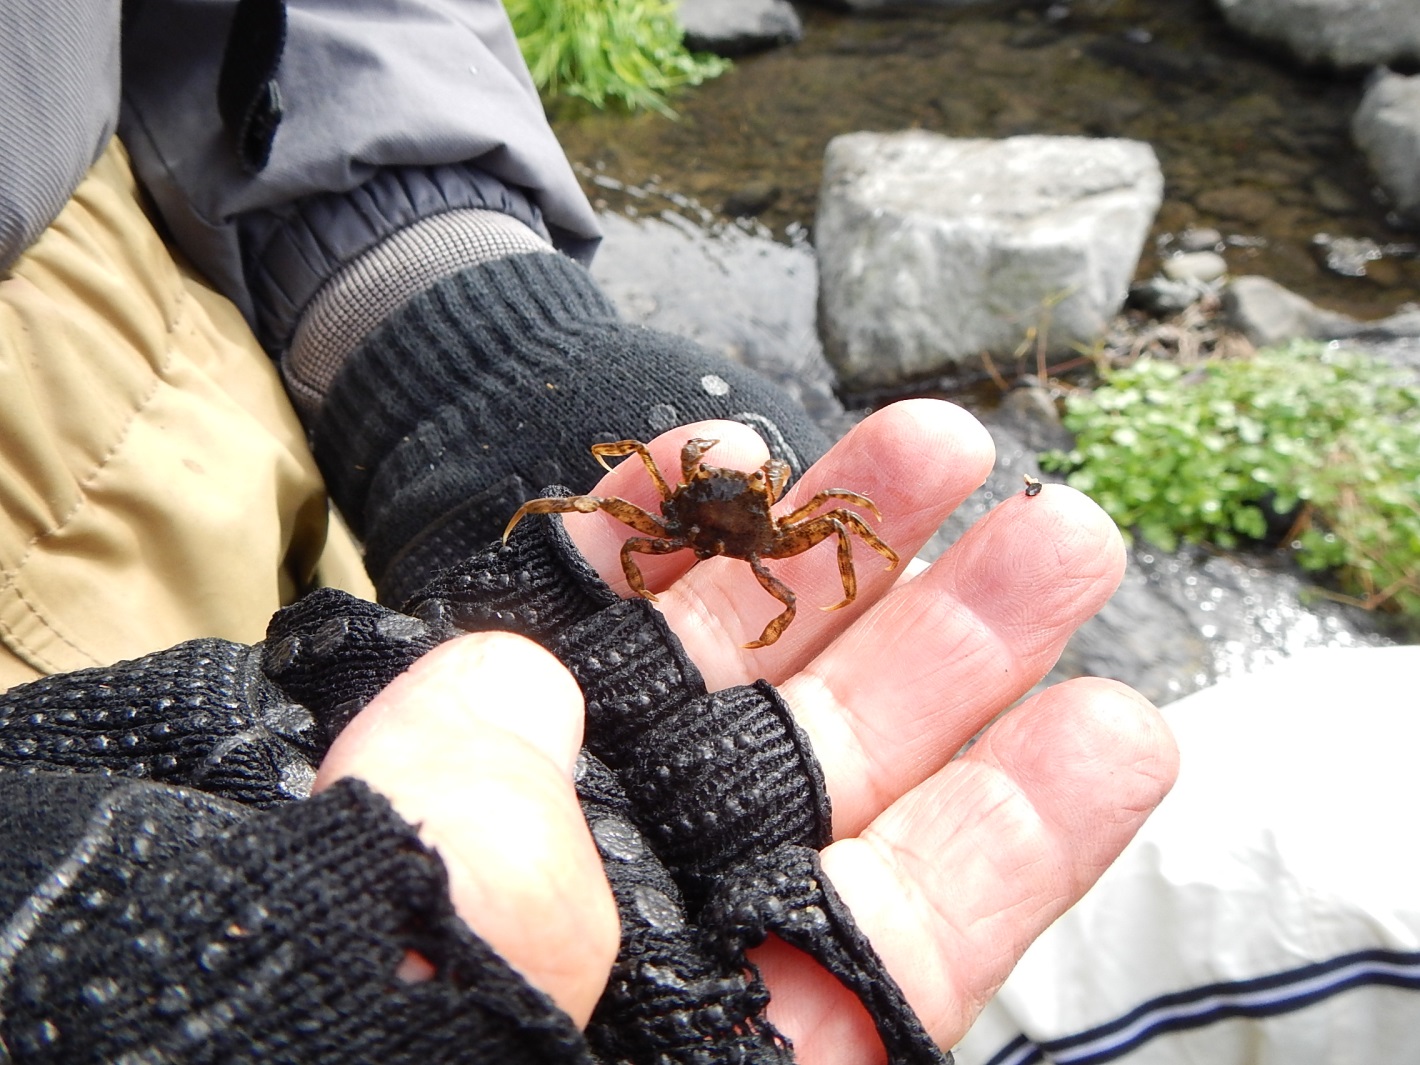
[320,398,1179,1062]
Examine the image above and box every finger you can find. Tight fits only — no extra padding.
[655,400,995,685]
[561,420,771,597]
[758,679,1180,1063]
[785,481,1127,836]
[314,632,619,1027]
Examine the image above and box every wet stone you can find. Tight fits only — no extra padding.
[1195,185,1276,225]
[816,131,1162,390]
[1162,250,1227,283]
[1176,226,1224,252]
[722,180,780,217]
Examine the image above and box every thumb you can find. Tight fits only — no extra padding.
[314,631,618,1027]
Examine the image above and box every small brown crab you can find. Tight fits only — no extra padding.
[502,438,900,648]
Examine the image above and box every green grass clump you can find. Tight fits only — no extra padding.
[1041,342,1420,616]
[504,0,730,116]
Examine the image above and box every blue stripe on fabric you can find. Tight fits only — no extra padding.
[980,949,1420,1065]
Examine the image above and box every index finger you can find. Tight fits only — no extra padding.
[560,400,997,688]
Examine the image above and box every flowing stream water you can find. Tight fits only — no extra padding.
[554,0,1420,320]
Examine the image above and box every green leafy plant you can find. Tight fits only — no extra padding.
[1041,342,1420,616]
[504,0,730,116]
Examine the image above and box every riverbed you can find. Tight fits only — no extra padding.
[552,0,1420,321]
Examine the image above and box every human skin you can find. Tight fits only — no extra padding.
[317,398,1180,1061]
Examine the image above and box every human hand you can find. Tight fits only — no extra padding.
[557,398,1180,1062]
[313,398,1178,1062]
[313,631,621,1029]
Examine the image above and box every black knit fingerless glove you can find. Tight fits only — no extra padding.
[0,773,590,1064]
[0,507,947,1063]
[0,638,327,806]
[238,504,948,1061]
[393,508,951,1064]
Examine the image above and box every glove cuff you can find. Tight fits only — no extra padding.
[398,505,620,640]
[311,250,618,554]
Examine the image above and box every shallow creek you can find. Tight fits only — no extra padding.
[553,0,1420,321]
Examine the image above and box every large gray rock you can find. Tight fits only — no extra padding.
[1213,0,1420,68]
[815,132,1162,392]
[1353,69,1420,221]
[678,0,802,56]
[588,212,851,437]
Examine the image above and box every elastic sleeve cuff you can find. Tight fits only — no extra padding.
[238,162,552,356]
[284,209,550,422]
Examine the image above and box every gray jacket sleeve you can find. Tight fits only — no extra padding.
[0,0,121,275]
[118,0,599,325]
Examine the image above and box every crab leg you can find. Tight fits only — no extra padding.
[769,511,901,612]
[590,440,674,500]
[778,488,883,526]
[502,494,668,544]
[833,509,900,571]
[621,536,691,602]
[746,554,796,649]
[503,495,600,542]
